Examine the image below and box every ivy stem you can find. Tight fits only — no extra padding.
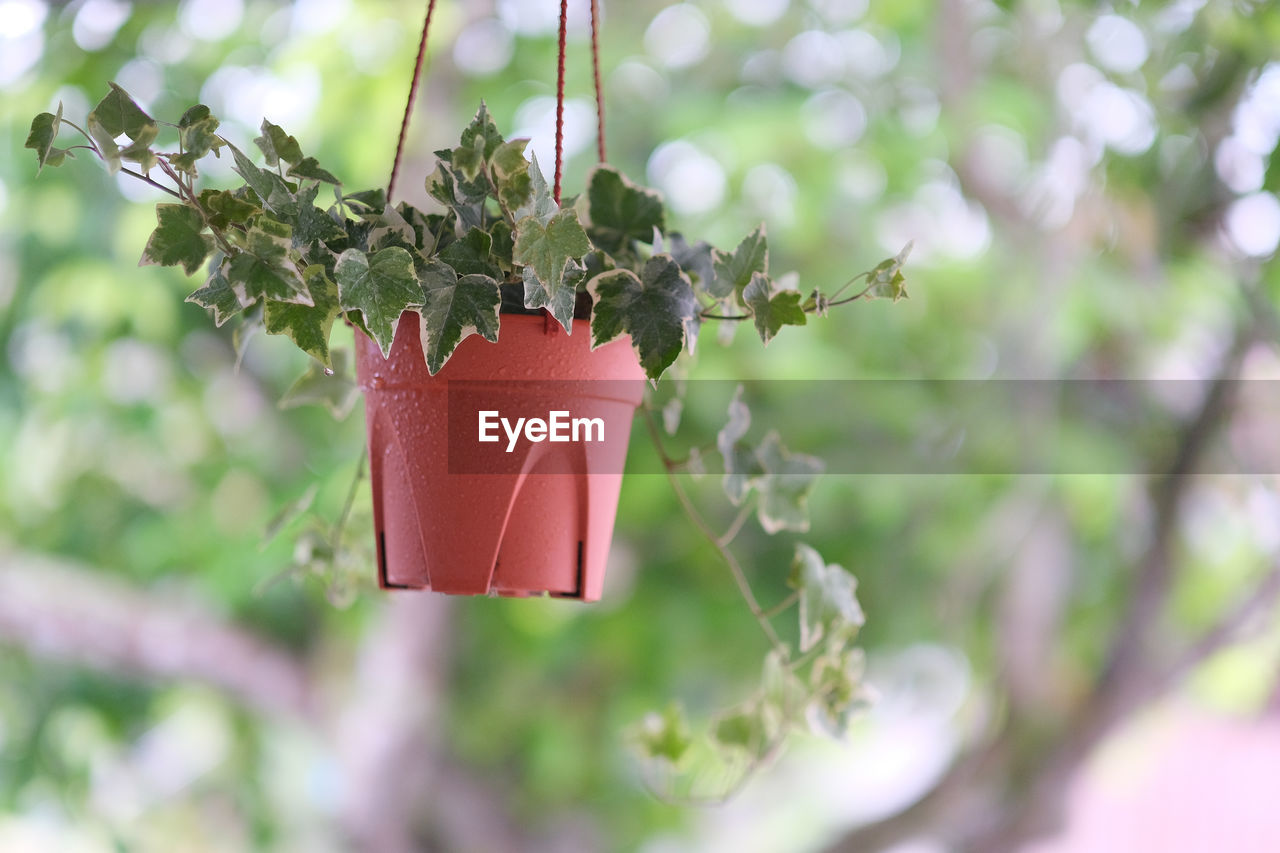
[119,166,184,200]
[330,449,368,546]
[643,404,787,656]
[759,590,798,621]
[716,503,753,549]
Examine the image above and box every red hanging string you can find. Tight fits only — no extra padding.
[590,0,606,163]
[553,0,569,204]
[388,0,437,202]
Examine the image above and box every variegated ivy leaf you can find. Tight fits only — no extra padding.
[365,202,418,254]
[742,271,806,345]
[88,82,155,141]
[513,208,591,331]
[808,647,872,738]
[513,152,558,226]
[140,203,214,275]
[788,544,864,653]
[633,702,693,765]
[439,227,500,279]
[448,102,507,181]
[417,259,501,374]
[287,156,341,185]
[588,254,696,382]
[186,254,243,327]
[87,83,158,176]
[760,649,809,730]
[170,104,223,173]
[490,138,533,211]
[264,265,341,366]
[669,233,715,290]
[717,385,761,505]
[227,141,298,219]
[865,242,912,301]
[710,224,768,301]
[426,152,488,232]
[754,431,824,534]
[583,165,665,255]
[712,701,769,757]
[334,246,422,358]
[197,188,259,227]
[25,105,73,173]
[522,259,583,332]
[291,182,346,249]
[280,348,360,418]
[254,119,302,167]
[227,217,311,305]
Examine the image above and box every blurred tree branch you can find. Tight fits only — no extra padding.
[0,551,317,720]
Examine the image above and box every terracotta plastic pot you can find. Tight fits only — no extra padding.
[354,312,646,600]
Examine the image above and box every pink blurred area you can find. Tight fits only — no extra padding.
[1030,704,1280,853]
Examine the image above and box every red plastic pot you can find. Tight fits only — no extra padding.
[354,312,646,600]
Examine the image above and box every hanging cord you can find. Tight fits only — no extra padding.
[589,0,606,163]
[553,0,570,203]
[388,0,438,202]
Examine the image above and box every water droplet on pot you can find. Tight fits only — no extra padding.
[370,374,385,389]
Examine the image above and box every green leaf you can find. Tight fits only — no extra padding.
[334,246,422,358]
[808,648,872,738]
[228,142,278,205]
[584,165,665,254]
[717,385,761,504]
[292,183,346,248]
[88,83,155,141]
[140,203,214,275]
[789,544,864,653]
[439,227,499,278]
[280,348,360,418]
[425,157,487,232]
[25,106,72,173]
[265,265,341,366]
[712,703,769,756]
[587,254,696,382]
[522,261,582,332]
[670,233,715,289]
[754,431,824,534]
[342,188,387,212]
[254,119,303,166]
[186,256,244,327]
[761,649,809,728]
[459,101,505,160]
[119,125,159,172]
[514,152,558,225]
[711,225,768,301]
[491,138,533,210]
[417,260,502,374]
[197,188,260,225]
[287,156,341,185]
[489,219,515,270]
[512,208,591,330]
[743,272,806,345]
[633,703,692,764]
[864,242,912,301]
[86,115,121,175]
[227,219,311,305]
[171,104,223,173]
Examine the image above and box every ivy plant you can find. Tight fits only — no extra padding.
[27,85,908,385]
[28,84,908,798]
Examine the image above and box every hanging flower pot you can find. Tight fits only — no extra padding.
[28,57,908,603]
[356,312,644,598]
